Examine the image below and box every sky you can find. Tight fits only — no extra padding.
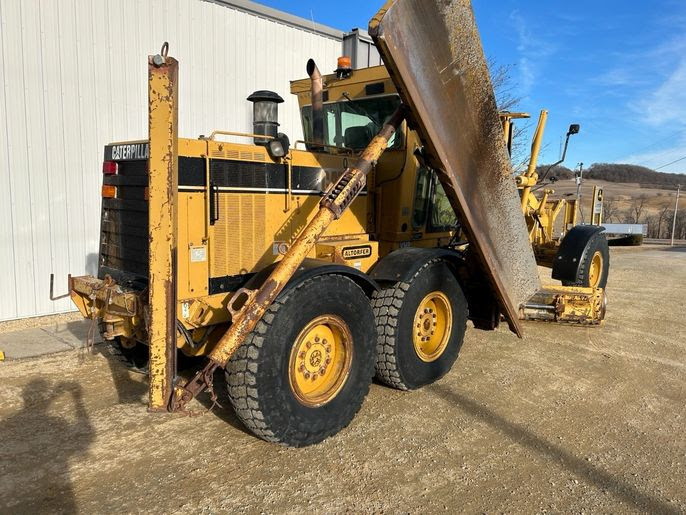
[258,0,686,174]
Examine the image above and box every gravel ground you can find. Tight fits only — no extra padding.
[0,246,684,513]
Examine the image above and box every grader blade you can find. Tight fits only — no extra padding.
[370,0,541,336]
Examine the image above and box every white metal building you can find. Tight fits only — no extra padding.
[0,0,355,321]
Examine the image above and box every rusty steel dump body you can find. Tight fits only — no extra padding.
[370,0,541,335]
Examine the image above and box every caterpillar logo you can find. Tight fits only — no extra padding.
[105,142,150,161]
[342,245,372,260]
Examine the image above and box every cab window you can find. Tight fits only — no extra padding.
[412,167,457,233]
[412,166,432,229]
[428,180,457,232]
[302,95,403,151]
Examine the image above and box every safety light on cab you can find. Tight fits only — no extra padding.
[335,56,352,79]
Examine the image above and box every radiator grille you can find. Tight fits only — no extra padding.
[210,147,265,162]
[211,193,266,277]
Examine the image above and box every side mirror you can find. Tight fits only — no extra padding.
[568,124,580,135]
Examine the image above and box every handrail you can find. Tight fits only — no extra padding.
[205,130,275,141]
[293,140,356,154]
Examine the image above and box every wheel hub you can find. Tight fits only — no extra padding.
[589,251,603,288]
[413,291,453,362]
[297,337,332,380]
[289,315,353,407]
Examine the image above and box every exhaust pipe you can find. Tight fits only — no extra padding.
[307,59,324,146]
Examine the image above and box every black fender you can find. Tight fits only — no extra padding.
[244,258,379,298]
[552,225,605,283]
[369,246,464,284]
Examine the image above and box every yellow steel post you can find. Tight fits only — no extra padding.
[171,108,405,411]
[147,44,178,412]
[518,110,548,212]
[590,186,604,226]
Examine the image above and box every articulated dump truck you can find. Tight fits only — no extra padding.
[60,0,607,446]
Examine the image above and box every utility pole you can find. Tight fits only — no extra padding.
[671,184,681,246]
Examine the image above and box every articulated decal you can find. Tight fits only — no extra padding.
[341,245,373,260]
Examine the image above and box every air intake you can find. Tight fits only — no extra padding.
[247,90,284,145]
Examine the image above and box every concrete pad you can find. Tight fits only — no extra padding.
[0,320,101,360]
[42,320,100,350]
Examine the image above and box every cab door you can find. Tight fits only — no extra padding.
[411,166,458,246]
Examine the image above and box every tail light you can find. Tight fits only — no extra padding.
[102,161,118,175]
[101,185,117,198]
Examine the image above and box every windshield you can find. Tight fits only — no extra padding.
[301,95,403,151]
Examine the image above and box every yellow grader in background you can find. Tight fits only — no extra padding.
[57,0,608,447]
[502,111,609,291]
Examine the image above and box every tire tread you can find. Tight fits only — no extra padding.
[225,274,375,446]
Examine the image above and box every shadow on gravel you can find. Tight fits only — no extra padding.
[0,379,95,513]
[92,344,148,406]
[430,385,680,514]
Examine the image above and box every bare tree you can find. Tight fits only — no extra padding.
[629,195,648,224]
[488,58,530,168]
[655,205,671,239]
[603,198,619,223]
[490,59,521,112]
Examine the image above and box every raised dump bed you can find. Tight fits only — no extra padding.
[370,0,541,336]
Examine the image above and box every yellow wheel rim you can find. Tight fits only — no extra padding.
[288,315,353,408]
[589,251,603,288]
[412,291,453,362]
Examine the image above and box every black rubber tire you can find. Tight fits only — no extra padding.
[561,232,610,288]
[372,260,468,391]
[225,274,377,447]
[106,337,197,375]
[104,337,149,374]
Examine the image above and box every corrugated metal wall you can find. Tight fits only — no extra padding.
[0,0,342,321]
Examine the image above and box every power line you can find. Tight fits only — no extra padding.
[654,155,686,171]
[624,129,684,160]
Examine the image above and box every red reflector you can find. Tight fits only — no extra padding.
[102,161,118,175]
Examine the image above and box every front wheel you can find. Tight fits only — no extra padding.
[372,260,468,390]
[225,274,376,447]
[561,232,610,289]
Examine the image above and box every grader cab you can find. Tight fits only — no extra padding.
[60,0,607,447]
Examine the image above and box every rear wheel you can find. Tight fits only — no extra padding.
[225,274,376,447]
[372,260,468,390]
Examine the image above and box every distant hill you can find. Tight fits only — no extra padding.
[534,165,575,180]
[535,163,683,189]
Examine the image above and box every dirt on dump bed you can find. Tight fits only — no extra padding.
[0,246,684,513]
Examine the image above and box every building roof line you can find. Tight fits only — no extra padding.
[203,0,344,40]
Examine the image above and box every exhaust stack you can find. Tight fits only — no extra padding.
[307,59,324,146]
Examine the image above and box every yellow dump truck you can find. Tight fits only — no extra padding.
[57,0,607,447]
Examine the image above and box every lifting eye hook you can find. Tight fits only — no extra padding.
[152,42,170,67]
